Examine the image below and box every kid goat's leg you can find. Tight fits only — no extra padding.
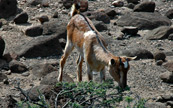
[76,55,84,82]
[100,68,106,82]
[86,64,93,81]
[58,40,74,81]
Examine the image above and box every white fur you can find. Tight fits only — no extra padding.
[84,31,95,37]
[123,61,128,68]
[70,4,75,17]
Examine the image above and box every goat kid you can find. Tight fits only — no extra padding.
[58,3,136,89]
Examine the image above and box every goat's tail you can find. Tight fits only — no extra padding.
[69,3,80,17]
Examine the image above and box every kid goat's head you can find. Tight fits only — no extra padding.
[108,56,136,89]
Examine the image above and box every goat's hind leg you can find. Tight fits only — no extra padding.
[76,55,84,82]
[58,40,74,81]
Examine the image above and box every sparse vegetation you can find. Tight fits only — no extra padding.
[16,80,146,108]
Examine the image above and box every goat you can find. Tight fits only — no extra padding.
[58,3,136,89]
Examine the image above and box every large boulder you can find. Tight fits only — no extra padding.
[0,36,5,58]
[146,26,173,40]
[121,48,153,60]
[25,25,43,37]
[117,12,171,30]
[133,1,155,12]
[14,35,63,58]
[0,0,17,18]
[42,19,67,37]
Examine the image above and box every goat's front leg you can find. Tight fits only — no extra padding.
[100,68,105,82]
[58,41,74,82]
[86,64,93,81]
[76,55,84,82]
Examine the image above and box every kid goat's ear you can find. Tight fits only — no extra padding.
[109,59,116,66]
[75,2,80,10]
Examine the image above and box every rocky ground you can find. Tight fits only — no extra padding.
[0,0,173,107]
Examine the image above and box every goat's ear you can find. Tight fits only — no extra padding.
[126,56,137,61]
[75,2,80,10]
[109,59,116,66]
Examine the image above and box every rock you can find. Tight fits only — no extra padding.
[38,15,49,24]
[0,36,5,58]
[121,26,138,36]
[9,60,28,73]
[13,12,28,24]
[95,12,110,24]
[163,61,173,72]
[84,11,110,24]
[145,102,167,108]
[126,0,140,4]
[20,85,54,101]
[42,0,49,7]
[121,48,153,60]
[93,20,108,32]
[154,52,166,61]
[133,1,155,12]
[104,9,117,19]
[30,63,57,78]
[3,52,18,62]
[117,12,171,30]
[42,19,67,36]
[156,60,163,66]
[40,71,74,85]
[165,9,173,19]
[168,33,173,40]
[156,95,173,103]
[0,0,17,18]
[127,3,135,9]
[27,0,43,6]
[62,0,73,9]
[59,38,66,49]
[21,72,30,77]
[0,95,17,108]
[112,0,124,7]
[14,35,63,58]
[160,72,173,83]
[0,73,8,82]
[0,21,2,28]
[25,25,43,37]
[146,26,173,40]
[0,59,7,69]
[52,11,58,18]
[167,101,173,107]
[3,78,9,85]
[74,0,88,12]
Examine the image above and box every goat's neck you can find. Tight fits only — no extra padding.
[94,45,113,65]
